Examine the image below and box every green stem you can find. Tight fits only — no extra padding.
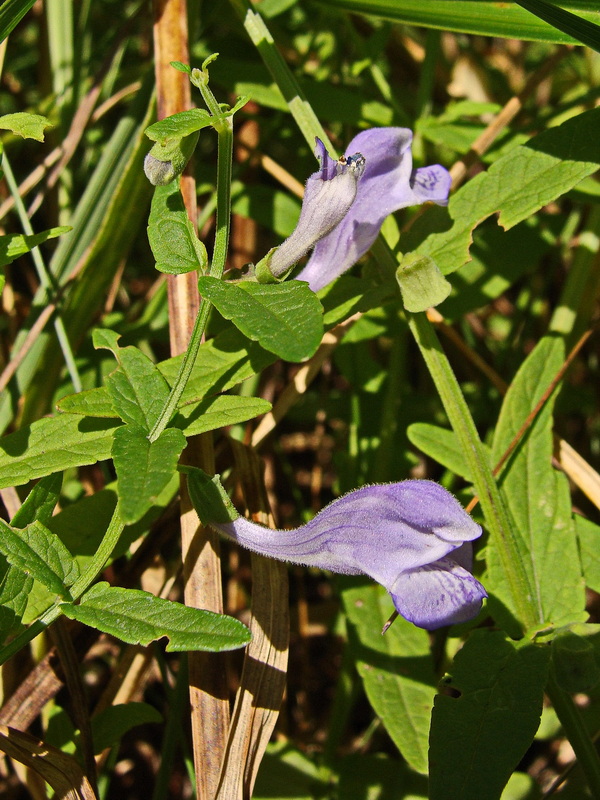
[406,311,538,631]
[148,105,234,443]
[546,673,600,797]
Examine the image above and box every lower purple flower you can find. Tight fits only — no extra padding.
[209,480,486,630]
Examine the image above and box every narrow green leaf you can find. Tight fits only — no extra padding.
[145,109,212,144]
[0,0,36,44]
[93,329,171,431]
[197,277,323,361]
[148,180,207,274]
[343,581,436,775]
[0,519,78,596]
[11,472,62,528]
[407,423,493,482]
[61,582,251,651]
[0,112,51,141]
[91,703,163,754]
[319,0,596,43]
[112,424,186,524]
[429,631,549,800]
[515,0,600,53]
[0,415,119,489]
[490,336,586,627]
[407,107,600,275]
[0,226,70,268]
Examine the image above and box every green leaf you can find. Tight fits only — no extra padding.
[145,109,212,144]
[56,388,118,418]
[184,466,239,525]
[429,631,550,800]
[396,253,452,312]
[0,111,51,141]
[319,0,598,43]
[173,394,271,436]
[490,336,586,627]
[407,423,492,482]
[515,0,600,52]
[90,703,162,754]
[147,180,207,274]
[0,566,33,644]
[407,107,600,276]
[0,519,79,596]
[61,582,251,652]
[343,581,436,775]
[11,472,62,528]
[575,514,600,594]
[112,424,186,525]
[0,415,120,489]
[93,329,171,431]
[551,628,600,693]
[0,226,70,267]
[197,277,323,362]
[0,0,36,43]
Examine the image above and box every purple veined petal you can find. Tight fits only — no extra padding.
[295,127,451,292]
[211,479,482,594]
[268,138,364,277]
[410,164,452,206]
[389,555,488,630]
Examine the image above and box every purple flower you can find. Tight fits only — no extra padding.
[262,139,366,280]
[291,128,451,292]
[208,480,486,630]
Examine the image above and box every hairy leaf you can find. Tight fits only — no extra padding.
[148,180,207,274]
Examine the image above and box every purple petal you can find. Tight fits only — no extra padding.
[212,480,482,619]
[268,139,364,277]
[389,556,487,630]
[295,128,451,291]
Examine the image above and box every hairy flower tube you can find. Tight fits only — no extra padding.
[257,138,366,281]
[290,128,451,292]
[188,470,487,630]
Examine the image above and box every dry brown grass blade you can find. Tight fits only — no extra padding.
[0,725,97,800]
[216,441,289,800]
[252,312,362,448]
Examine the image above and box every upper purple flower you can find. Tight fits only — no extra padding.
[206,479,486,630]
[292,128,451,292]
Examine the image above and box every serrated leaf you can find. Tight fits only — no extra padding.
[197,277,323,361]
[0,519,78,596]
[0,415,120,489]
[408,107,600,275]
[93,328,171,431]
[0,226,70,267]
[343,581,436,775]
[61,582,251,652]
[11,472,62,528]
[145,108,212,144]
[172,394,271,436]
[0,566,33,644]
[148,181,207,274]
[112,424,186,524]
[319,0,597,43]
[0,112,51,141]
[429,631,549,800]
[90,703,162,754]
[490,337,586,626]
